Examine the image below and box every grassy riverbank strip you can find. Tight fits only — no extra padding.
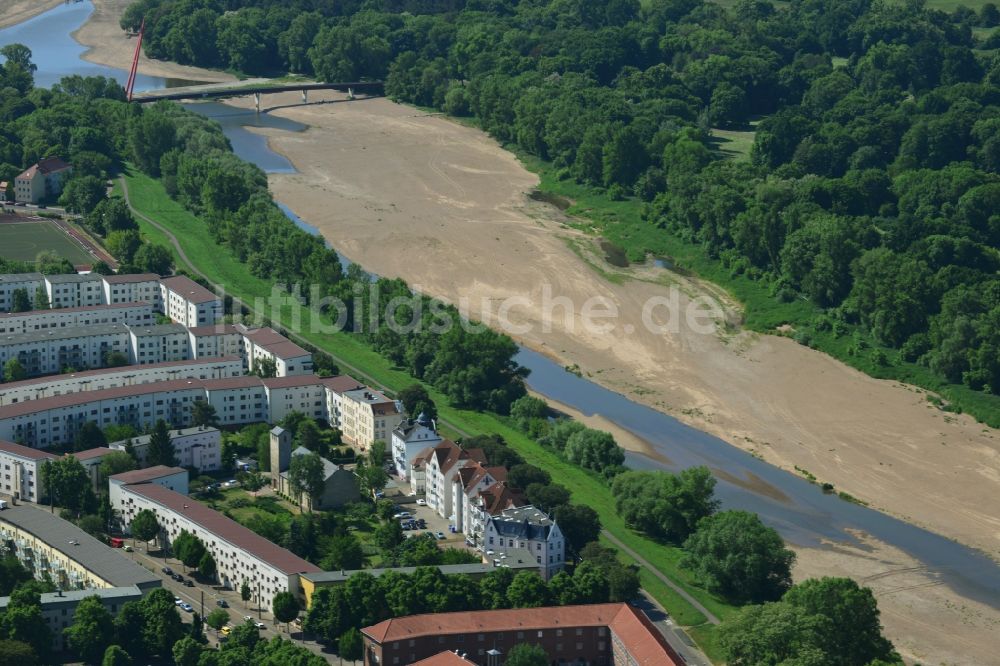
[119,168,735,656]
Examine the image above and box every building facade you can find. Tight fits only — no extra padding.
[339,388,403,452]
[109,426,222,472]
[0,439,56,502]
[391,413,442,480]
[159,276,223,328]
[0,302,154,335]
[44,273,105,309]
[0,323,131,378]
[0,273,45,312]
[14,157,72,204]
[482,506,564,580]
[102,274,162,307]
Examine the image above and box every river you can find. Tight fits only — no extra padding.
[5,0,1000,615]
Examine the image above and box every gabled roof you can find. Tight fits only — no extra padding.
[70,447,114,461]
[102,273,160,284]
[159,275,217,304]
[475,481,526,516]
[487,505,555,541]
[18,157,71,180]
[411,652,472,666]
[110,465,187,485]
[0,439,57,461]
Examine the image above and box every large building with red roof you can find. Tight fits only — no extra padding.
[14,157,71,204]
[361,603,683,666]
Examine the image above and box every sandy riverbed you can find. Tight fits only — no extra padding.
[0,0,63,29]
[72,0,234,83]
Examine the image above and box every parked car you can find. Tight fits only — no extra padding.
[162,567,173,575]
[415,498,427,506]
[393,511,412,519]
[416,519,426,528]
[183,579,194,587]
[243,616,253,623]
[172,573,184,582]
[216,599,229,608]
[180,603,193,612]
[254,622,266,630]
[221,625,232,636]
[174,598,183,606]
[123,545,133,552]
[435,531,446,540]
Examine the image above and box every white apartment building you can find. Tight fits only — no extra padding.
[102,273,162,306]
[13,157,72,204]
[339,388,403,452]
[483,505,565,580]
[110,426,222,472]
[0,273,45,312]
[128,323,190,365]
[417,440,487,521]
[450,462,507,533]
[0,302,154,335]
[188,325,243,359]
[73,447,116,491]
[44,273,105,309]
[239,326,313,377]
[108,465,189,513]
[0,323,130,377]
[159,276,223,328]
[0,356,244,407]
[115,483,320,607]
[0,439,56,501]
[465,481,525,548]
[391,413,442,480]
[262,375,330,423]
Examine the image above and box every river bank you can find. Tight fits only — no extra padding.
[73,0,234,83]
[0,0,63,29]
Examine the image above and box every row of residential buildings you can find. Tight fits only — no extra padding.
[0,273,220,327]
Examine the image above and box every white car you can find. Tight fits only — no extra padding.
[393,511,412,519]
[255,622,266,629]
[174,598,183,606]
[180,603,193,612]
[244,615,253,622]
[415,499,426,506]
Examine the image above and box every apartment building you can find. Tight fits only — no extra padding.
[108,465,189,516]
[450,462,507,534]
[102,273,162,306]
[13,157,72,204]
[0,273,44,312]
[159,276,223,328]
[239,325,313,377]
[391,413,442,480]
[44,273,105,309]
[464,481,525,549]
[0,356,244,407]
[262,374,331,423]
[0,323,130,377]
[0,439,56,502]
[115,483,320,607]
[0,504,159,593]
[362,603,683,666]
[73,446,115,491]
[109,426,222,472]
[416,440,487,521]
[0,302,154,335]
[339,388,403,452]
[128,323,190,365]
[483,506,565,580]
[188,324,242,359]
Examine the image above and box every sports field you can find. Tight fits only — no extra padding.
[0,217,96,265]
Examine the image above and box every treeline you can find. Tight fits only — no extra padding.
[128,99,528,412]
[303,542,638,651]
[123,0,1000,405]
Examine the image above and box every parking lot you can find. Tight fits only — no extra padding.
[393,496,478,552]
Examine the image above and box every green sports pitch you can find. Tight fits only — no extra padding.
[0,218,95,266]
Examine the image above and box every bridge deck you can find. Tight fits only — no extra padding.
[134,81,383,103]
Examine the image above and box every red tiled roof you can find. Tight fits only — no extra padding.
[160,275,218,304]
[202,376,264,391]
[187,324,238,336]
[125,484,322,575]
[411,652,472,666]
[71,447,114,461]
[18,157,71,180]
[0,439,57,461]
[320,376,365,394]
[362,603,684,665]
[261,375,326,390]
[477,481,525,515]
[110,465,187,485]
[102,273,160,284]
[261,340,310,360]
[0,378,205,419]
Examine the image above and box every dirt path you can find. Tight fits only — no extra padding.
[72,0,234,83]
[0,0,63,29]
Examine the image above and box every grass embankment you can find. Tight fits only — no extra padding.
[121,168,732,659]
[518,155,1000,428]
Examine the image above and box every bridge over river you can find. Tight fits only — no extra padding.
[133,80,384,111]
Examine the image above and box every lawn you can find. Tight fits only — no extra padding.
[121,168,740,657]
[0,217,95,265]
[708,125,757,161]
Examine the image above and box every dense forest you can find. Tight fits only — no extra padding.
[120,0,1000,408]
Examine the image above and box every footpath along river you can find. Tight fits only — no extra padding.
[5,0,1000,619]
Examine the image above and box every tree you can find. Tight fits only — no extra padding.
[397,384,437,421]
[192,400,219,428]
[718,601,830,666]
[554,504,601,557]
[0,557,32,596]
[2,358,26,382]
[525,482,571,511]
[132,243,173,275]
[0,587,51,662]
[507,463,550,490]
[140,588,185,657]
[9,289,30,314]
[506,643,548,666]
[327,627,359,661]
[64,595,115,664]
[564,428,625,472]
[59,175,106,213]
[611,468,719,542]
[75,420,108,452]
[320,534,365,571]
[374,519,404,551]
[112,602,145,659]
[100,451,136,483]
[507,572,550,608]
[287,451,325,511]
[32,286,48,310]
[205,608,229,634]
[252,357,277,378]
[509,395,548,436]
[78,514,105,539]
[105,230,142,263]
[681,510,794,604]
[0,639,37,666]
[240,581,252,608]
[171,636,204,666]
[272,591,300,634]
[198,551,217,581]
[41,456,95,514]
[146,420,177,467]
[104,350,129,367]
[174,531,207,570]
[101,645,132,666]
[130,509,160,546]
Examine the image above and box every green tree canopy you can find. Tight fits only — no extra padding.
[64,595,115,664]
[611,467,719,542]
